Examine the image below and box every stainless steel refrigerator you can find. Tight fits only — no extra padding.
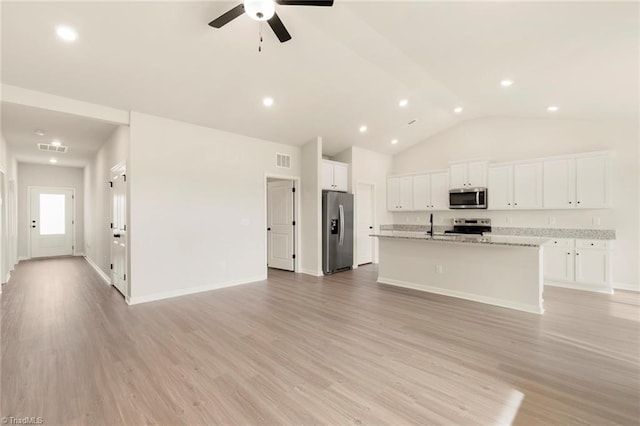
[322,190,354,275]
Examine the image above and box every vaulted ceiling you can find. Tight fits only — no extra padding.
[2,1,638,158]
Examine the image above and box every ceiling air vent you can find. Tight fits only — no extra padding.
[276,153,291,169]
[37,143,68,153]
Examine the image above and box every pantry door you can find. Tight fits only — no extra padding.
[29,187,74,258]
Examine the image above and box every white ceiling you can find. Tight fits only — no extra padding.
[1,102,117,167]
[1,1,637,157]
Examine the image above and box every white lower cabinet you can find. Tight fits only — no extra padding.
[544,238,612,292]
[544,246,575,282]
[575,248,609,286]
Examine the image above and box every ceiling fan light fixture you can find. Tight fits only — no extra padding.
[244,0,276,21]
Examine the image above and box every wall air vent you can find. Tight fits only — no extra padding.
[37,143,68,153]
[276,153,291,169]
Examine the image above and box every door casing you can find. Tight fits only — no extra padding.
[264,174,301,274]
[27,186,75,259]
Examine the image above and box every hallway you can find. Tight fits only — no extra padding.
[2,257,639,425]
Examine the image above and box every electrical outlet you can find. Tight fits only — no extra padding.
[435,265,443,274]
[549,217,557,226]
[506,216,513,225]
[593,217,601,226]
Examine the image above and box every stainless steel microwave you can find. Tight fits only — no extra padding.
[449,187,488,209]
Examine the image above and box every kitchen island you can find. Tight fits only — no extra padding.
[372,232,547,314]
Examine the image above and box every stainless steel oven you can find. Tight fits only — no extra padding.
[449,187,488,209]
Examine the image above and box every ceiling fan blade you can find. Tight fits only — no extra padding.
[208,4,245,28]
[276,0,334,5]
[268,12,292,43]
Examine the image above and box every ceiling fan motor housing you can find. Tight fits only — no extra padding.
[244,0,275,21]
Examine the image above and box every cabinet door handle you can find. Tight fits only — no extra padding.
[577,201,581,204]
[567,252,570,255]
[569,201,572,204]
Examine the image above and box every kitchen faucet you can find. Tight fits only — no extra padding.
[428,213,434,237]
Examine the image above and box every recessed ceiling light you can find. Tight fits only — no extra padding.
[56,25,78,42]
[500,79,514,87]
[263,97,274,107]
[359,125,368,133]
[49,158,58,164]
[391,139,399,145]
[547,105,559,112]
[399,99,409,107]
[35,130,45,137]
[454,107,463,114]
[51,140,62,147]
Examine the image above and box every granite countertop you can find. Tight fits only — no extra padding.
[371,231,548,248]
[380,224,616,240]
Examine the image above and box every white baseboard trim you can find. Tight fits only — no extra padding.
[128,274,267,305]
[18,256,29,262]
[83,256,111,286]
[613,282,640,292]
[378,276,544,315]
[545,280,613,294]
[299,268,323,277]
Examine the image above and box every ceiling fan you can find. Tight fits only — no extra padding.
[208,0,334,43]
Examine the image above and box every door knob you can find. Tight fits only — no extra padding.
[267,228,271,231]
[31,225,36,228]
[369,226,373,229]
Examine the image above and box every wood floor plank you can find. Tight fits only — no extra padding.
[1,257,639,425]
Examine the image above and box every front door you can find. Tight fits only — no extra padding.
[267,180,294,271]
[111,168,127,296]
[29,187,74,258]
[356,183,374,265]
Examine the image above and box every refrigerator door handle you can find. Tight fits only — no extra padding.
[339,204,345,246]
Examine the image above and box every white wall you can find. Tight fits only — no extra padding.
[128,112,301,303]
[84,125,130,279]
[392,117,639,289]
[17,163,84,258]
[333,146,393,264]
[300,138,322,276]
[0,133,19,283]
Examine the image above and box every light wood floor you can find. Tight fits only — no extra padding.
[2,257,639,425]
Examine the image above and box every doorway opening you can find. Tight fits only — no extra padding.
[356,182,376,266]
[28,186,75,258]
[265,175,300,272]
[110,163,128,298]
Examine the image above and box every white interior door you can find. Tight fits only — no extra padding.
[267,180,294,271]
[111,169,127,296]
[356,183,374,265]
[29,187,74,258]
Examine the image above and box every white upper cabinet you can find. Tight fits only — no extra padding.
[449,164,467,189]
[322,160,349,192]
[449,161,487,189]
[513,162,543,209]
[576,154,610,208]
[430,172,450,210]
[387,176,413,211]
[467,161,488,187]
[387,177,400,211]
[542,153,610,209]
[412,174,430,210]
[410,171,449,211]
[488,165,513,209]
[321,161,334,190]
[488,162,542,209]
[543,158,575,208]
